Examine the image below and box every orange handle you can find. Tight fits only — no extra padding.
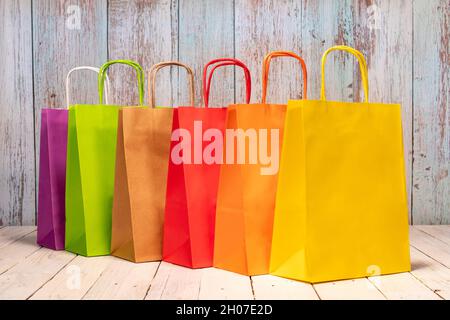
[261,51,308,103]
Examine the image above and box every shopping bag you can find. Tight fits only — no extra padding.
[111,61,194,262]
[37,66,110,250]
[65,60,144,257]
[214,52,307,275]
[163,58,251,268]
[270,46,410,283]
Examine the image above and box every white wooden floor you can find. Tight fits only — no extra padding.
[0,226,449,300]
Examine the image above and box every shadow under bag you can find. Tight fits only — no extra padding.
[270,46,410,283]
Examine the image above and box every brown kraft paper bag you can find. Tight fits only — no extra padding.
[111,61,195,262]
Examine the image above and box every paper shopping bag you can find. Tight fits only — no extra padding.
[65,60,145,257]
[37,66,110,250]
[214,52,307,275]
[270,46,410,283]
[111,61,195,262]
[162,58,251,268]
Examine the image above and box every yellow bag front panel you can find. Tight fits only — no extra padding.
[271,99,410,283]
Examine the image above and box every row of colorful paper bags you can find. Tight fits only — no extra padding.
[37,46,410,283]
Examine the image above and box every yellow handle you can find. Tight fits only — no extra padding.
[320,45,369,103]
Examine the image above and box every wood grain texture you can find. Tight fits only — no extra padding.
[252,275,319,300]
[82,258,159,300]
[198,268,253,300]
[0,226,448,299]
[412,0,449,224]
[0,0,449,225]
[0,231,41,274]
[368,272,441,300]
[415,225,450,245]
[410,246,450,299]
[178,0,235,106]
[29,255,113,299]
[145,262,203,299]
[107,0,178,106]
[0,226,36,249]
[0,247,75,299]
[313,278,386,300]
[355,0,413,217]
[302,0,357,102]
[32,0,108,227]
[234,0,304,103]
[410,227,450,268]
[0,0,35,226]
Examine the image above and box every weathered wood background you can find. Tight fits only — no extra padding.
[0,0,448,225]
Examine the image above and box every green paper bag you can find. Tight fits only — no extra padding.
[65,60,145,256]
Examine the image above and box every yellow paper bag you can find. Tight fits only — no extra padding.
[270,46,410,283]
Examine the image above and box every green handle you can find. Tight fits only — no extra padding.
[98,59,145,105]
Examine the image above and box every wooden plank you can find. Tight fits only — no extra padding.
[252,275,319,300]
[0,226,36,249]
[0,248,75,299]
[234,0,304,103]
[314,278,386,300]
[198,268,253,300]
[355,0,413,217]
[0,0,35,226]
[410,246,450,300]
[410,227,450,268]
[0,231,41,275]
[33,0,108,109]
[29,255,114,300]
[107,0,178,106]
[32,0,108,223]
[82,257,159,300]
[412,0,450,224]
[178,0,234,106]
[145,262,202,300]
[416,225,450,245]
[302,0,358,103]
[368,272,441,300]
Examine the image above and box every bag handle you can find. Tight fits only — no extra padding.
[98,60,145,106]
[262,51,308,103]
[320,45,369,102]
[202,58,251,108]
[66,66,111,108]
[148,61,195,108]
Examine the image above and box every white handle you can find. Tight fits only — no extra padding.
[65,66,111,108]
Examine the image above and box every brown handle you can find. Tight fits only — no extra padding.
[148,61,195,108]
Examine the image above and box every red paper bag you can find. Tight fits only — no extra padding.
[163,58,252,268]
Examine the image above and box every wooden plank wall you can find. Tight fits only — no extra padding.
[0,0,35,226]
[0,0,448,225]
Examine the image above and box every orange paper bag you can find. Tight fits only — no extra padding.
[214,51,308,275]
[111,62,195,262]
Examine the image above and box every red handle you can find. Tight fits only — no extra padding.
[203,58,251,107]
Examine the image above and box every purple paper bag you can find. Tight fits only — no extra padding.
[37,109,68,250]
